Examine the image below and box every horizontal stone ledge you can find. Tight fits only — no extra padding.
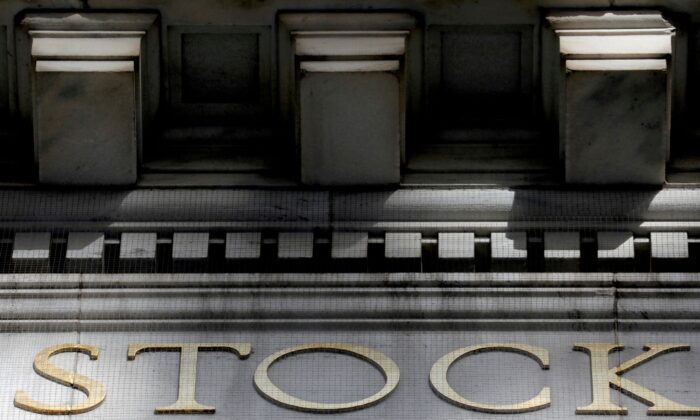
[0,288,615,320]
[2,287,700,320]
[2,221,700,234]
[0,189,699,223]
[5,319,700,333]
[2,273,700,290]
[0,319,627,333]
[0,287,696,320]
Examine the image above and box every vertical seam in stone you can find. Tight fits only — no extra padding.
[612,271,622,414]
[74,271,85,410]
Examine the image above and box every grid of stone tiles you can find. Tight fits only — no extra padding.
[0,230,696,273]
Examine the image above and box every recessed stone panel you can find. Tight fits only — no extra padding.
[0,26,7,113]
[181,33,259,104]
[440,31,523,96]
[168,26,271,119]
[428,25,533,125]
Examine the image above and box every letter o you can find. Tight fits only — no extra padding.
[254,343,400,413]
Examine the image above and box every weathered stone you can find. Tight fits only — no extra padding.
[225,233,261,259]
[20,13,160,186]
[564,61,667,184]
[300,71,401,185]
[35,61,137,185]
[332,232,368,259]
[547,11,674,185]
[278,232,314,259]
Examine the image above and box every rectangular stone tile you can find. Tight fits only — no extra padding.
[545,231,580,272]
[438,232,474,259]
[12,232,51,260]
[596,231,635,272]
[119,233,157,260]
[118,232,157,273]
[597,232,635,259]
[172,233,209,259]
[12,232,51,273]
[651,232,689,259]
[119,233,158,259]
[331,232,368,259]
[490,232,527,272]
[278,232,314,259]
[65,232,104,272]
[544,232,580,259]
[225,232,261,259]
[385,232,421,258]
[490,232,527,259]
[66,232,104,259]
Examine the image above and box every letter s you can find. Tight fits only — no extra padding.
[14,343,106,415]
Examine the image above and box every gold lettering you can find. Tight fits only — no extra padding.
[14,343,106,415]
[429,343,550,414]
[574,343,700,415]
[127,343,251,414]
[253,342,400,413]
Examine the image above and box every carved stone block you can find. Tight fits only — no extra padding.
[35,61,137,185]
[547,11,674,185]
[20,13,159,185]
[300,69,401,185]
[280,14,416,186]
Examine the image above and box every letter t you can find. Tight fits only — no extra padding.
[128,343,251,414]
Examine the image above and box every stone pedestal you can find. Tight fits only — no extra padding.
[280,14,416,186]
[21,13,159,185]
[547,11,675,185]
[300,66,401,185]
[35,61,137,185]
[294,31,408,185]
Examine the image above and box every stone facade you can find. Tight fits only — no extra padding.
[0,1,698,419]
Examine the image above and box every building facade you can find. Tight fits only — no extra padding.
[0,0,699,419]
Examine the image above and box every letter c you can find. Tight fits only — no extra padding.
[430,343,550,414]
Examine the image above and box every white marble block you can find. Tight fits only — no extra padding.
[651,232,689,259]
[172,233,209,260]
[278,232,314,259]
[544,231,580,271]
[547,11,674,185]
[544,232,580,260]
[597,232,635,260]
[300,68,401,185]
[385,232,422,259]
[290,24,411,185]
[66,232,104,260]
[35,61,137,185]
[225,232,261,259]
[438,232,474,259]
[119,232,157,272]
[12,232,51,272]
[120,233,157,260]
[331,232,369,259]
[12,233,50,260]
[65,232,104,272]
[490,232,527,260]
[21,13,159,185]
